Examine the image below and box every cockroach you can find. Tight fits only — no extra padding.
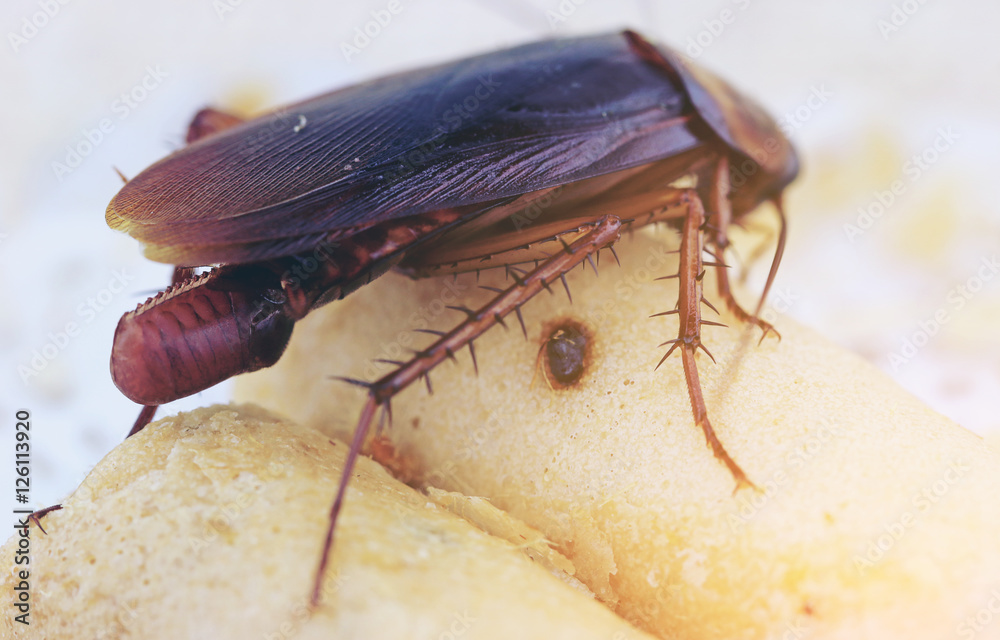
[103,30,797,605]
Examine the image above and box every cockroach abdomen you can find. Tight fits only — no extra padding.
[110,272,294,406]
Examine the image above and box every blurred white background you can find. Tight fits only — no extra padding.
[2,0,998,510]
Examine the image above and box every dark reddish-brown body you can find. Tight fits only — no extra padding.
[104,30,798,604]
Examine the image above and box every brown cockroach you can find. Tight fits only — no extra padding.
[103,30,797,604]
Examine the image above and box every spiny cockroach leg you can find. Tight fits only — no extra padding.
[679,340,753,490]
[467,340,480,375]
[312,215,623,607]
[559,273,573,302]
[28,504,64,534]
[661,189,755,491]
[711,244,779,343]
[650,308,679,319]
[701,296,720,316]
[514,306,528,338]
[706,156,780,342]
[493,312,508,331]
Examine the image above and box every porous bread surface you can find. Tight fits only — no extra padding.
[0,405,656,640]
[238,227,1000,640]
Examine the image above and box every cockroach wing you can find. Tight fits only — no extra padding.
[658,49,798,190]
[107,31,705,266]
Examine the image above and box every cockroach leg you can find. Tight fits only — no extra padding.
[184,107,246,144]
[28,504,64,534]
[706,156,780,342]
[126,404,159,438]
[658,189,756,492]
[755,194,789,320]
[311,216,623,607]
